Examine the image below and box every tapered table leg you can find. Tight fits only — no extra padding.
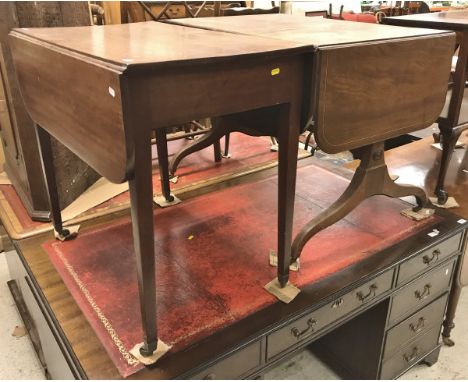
[277,104,299,287]
[35,125,71,239]
[129,131,158,356]
[155,129,174,203]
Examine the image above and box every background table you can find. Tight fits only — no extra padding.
[384,10,468,204]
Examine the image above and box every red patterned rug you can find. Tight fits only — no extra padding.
[43,164,437,377]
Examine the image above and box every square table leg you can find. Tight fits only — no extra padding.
[277,103,300,287]
[129,131,158,356]
[35,124,71,239]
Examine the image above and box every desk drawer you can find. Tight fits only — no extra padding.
[380,326,440,379]
[397,233,461,285]
[190,341,261,379]
[267,270,393,360]
[389,261,455,324]
[384,293,448,359]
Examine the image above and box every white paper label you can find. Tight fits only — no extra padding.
[427,229,440,238]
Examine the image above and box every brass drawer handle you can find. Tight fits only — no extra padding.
[414,284,431,300]
[291,318,317,340]
[403,346,419,363]
[423,249,440,265]
[331,298,344,309]
[356,284,378,303]
[409,317,426,333]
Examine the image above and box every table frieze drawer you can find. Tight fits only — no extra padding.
[380,325,440,379]
[389,260,455,325]
[190,340,261,380]
[397,233,462,285]
[267,270,393,360]
[384,293,448,359]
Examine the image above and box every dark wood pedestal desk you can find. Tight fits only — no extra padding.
[3,157,467,379]
[5,14,463,378]
[383,11,468,205]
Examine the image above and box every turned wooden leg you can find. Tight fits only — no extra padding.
[35,125,71,239]
[277,104,299,287]
[442,284,461,346]
[442,241,466,346]
[435,124,464,204]
[129,131,158,356]
[169,120,227,176]
[155,129,174,203]
[436,31,468,204]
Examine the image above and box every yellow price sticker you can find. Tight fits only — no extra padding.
[271,68,280,76]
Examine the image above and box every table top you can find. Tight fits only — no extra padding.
[167,14,455,153]
[384,10,468,30]
[167,14,453,46]
[11,20,312,69]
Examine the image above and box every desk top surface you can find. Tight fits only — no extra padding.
[384,10,468,30]
[10,20,311,67]
[17,159,464,379]
[167,14,452,46]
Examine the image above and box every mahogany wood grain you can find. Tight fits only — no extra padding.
[168,15,455,152]
[384,10,468,31]
[9,33,128,183]
[168,14,448,43]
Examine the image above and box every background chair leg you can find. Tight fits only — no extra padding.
[155,129,174,203]
[223,133,231,158]
[169,122,227,176]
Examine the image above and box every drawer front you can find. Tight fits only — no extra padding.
[267,270,393,359]
[190,341,261,379]
[389,261,455,324]
[398,233,461,285]
[384,293,448,359]
[380,326,440,379]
